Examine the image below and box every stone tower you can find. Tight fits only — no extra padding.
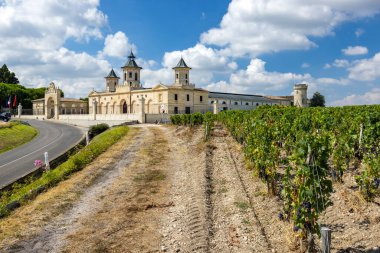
[44,82,62,119]
[293,83,308,107]
[105,69,119,92]
[173,57,191,86]
[121,51,142,89]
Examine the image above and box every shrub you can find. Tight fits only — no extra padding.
[89,123,109,137]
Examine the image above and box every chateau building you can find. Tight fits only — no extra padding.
[88,52,209,115]
[32,51,308,121]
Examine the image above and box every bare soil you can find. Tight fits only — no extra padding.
[0,124,379,253]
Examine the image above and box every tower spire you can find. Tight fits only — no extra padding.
[121,51,142,89]
[128,50,136,60]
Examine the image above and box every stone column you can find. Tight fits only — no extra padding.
[92,99,97,120]
[213,101,219,114]
[18,103,22,118]
[139,97,145,123]
[54,103,59,120]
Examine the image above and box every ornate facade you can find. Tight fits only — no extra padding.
[88,52,209,116]
[32,82,88,118]
[32,52,308,121]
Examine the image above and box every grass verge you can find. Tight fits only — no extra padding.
[0,125,129,218]
[0,121,38,154]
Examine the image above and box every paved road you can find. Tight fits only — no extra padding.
[0,120,84,188]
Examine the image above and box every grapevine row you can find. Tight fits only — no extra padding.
[170,105,380,250]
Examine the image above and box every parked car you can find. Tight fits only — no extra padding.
[0,112,11,122]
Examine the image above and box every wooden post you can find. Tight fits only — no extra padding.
[204,122,209,141]
[359,123,363,146]
[321,227,331,253]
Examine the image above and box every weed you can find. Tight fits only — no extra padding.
[234,201,250,211]
[219,187,228,193]
[133,170,166,183]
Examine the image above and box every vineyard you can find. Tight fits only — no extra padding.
[170,105,380,251]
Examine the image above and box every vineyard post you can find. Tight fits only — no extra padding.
[205,122,209,141]
[359,123,363,146]
[321,227,331,253]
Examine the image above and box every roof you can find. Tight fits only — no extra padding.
[209,91,273,102]
[173,57,191,69]
[61,98,87,103]
[32,98,87,103]
[32,98,45,102]
[265,95,293,100]
[209,91,263,98]
[105,69,119,79]
[123,59,142,68]
[122,51,142,69]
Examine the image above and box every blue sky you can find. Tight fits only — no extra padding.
[1,0,380,105]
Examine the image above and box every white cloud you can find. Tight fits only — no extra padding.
[333,59,350,68]
[342,46,368,55]
[301,63,310,68]
[355,28,365,37]
[324,59,350,69]
[140,44,238,87]
[206,58,311,94]
[0,0,112,98]
[141,68,172,88]
[162,44,237,72]
[331,88,380,106]
[348,53,380,81]
[314,77,349,86]
[100,31,136,59]
[200,0,380,57]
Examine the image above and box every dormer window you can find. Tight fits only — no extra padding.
[129,72,132,78]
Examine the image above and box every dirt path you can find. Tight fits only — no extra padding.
[5,124,376,253]
[0,124,292,253]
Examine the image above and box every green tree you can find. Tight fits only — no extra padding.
[310,92,325,107]
[0,83,45,109]
[0,64,19,84]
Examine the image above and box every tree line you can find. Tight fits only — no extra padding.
[0,64,63,110]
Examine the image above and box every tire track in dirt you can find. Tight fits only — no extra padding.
[225,144,273,250]
[160,126,213,253]
[209,125,272,252]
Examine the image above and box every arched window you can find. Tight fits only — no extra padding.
[234,102,238,105]
[245,102,249,105]
[135,73,138,81]
[256,103,259,106]
[124,73,126,81]
[129,72,132,78]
